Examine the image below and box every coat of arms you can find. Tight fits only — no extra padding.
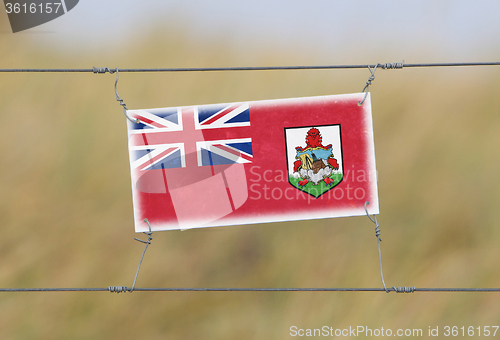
[285,125,344,198]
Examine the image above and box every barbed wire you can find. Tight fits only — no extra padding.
[0,61,499,73]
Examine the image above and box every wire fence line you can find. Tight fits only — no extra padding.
[0,287,499,293]
[1,61,499,294]
[0,205,496,294]
[0,61,499,73]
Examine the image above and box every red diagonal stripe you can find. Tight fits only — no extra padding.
[138,147,178,171]
[213,144,253,162]
[201,104,241,125]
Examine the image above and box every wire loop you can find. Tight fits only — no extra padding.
[93,66,140,124]
[113,68,141,124]
[364,201,389,292]
[358,61,404,105]
[365,202,416,294]
[134,219,153,245]
[358,64,378,105]
[108,220,154,294]
[130,219,154,292]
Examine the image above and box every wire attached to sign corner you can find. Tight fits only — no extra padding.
[112,68,141,124]
[364,201,389,292]
[92,67,141,124]
[108,219,154,294]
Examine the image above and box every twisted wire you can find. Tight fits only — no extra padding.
[392,286,415,293]
[130,219,154,292]
[364,202,389,292]
[111,68,140,124]
[380,61,404,69]
[108,286,128,294]
[93,67,115,74]
[358,64,379,105]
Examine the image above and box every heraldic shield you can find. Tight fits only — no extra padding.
[285,124,344,198]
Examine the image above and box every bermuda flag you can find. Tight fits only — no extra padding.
[126,93,379,232]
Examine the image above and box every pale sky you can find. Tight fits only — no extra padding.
[2,1,500,62]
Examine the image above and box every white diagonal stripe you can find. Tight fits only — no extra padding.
[128,109,183,131]
[132,143,185,170]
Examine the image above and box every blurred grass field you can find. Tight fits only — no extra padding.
[1,22,500,340]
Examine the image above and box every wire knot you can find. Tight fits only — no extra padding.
[380,61,404,69]
[358,61,404,105]
[391,286,415,293]
[134,219,153,245]
[108,286,129,293]
[358,64,378,105]
[374,224,381,240]
[93,66,138,123]
[365,74,375,87]
[364,201,381,242]
[93,67,115,74]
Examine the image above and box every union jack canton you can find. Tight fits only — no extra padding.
[128,103,253,171]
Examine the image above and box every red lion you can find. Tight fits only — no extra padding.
[293,128,339,176]
[295,127,331,151]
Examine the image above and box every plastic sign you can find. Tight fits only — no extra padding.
[126,93,379,232]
